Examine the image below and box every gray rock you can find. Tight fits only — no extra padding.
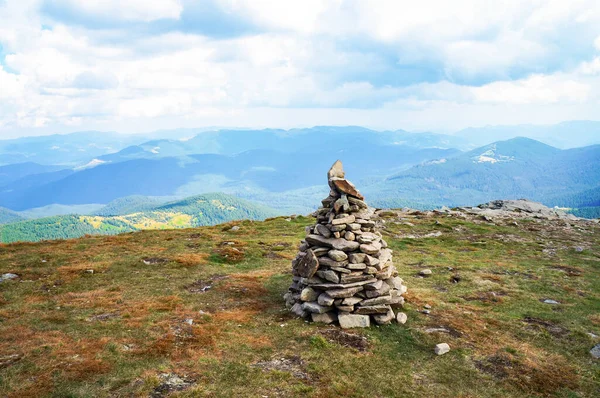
[347,263,367,270]
[309,278,377,290]
[291,303,308,318]
[338,313,370,329]
[373,308,395,325]
[340,274,373,284]
[360,241,382,255]
[312,247,329,257]
[0,273,19,282]
[364,255,380,267]
[543,299,560,305]
[364,279,383,291]
[360,295,393,306]
[355,305,390,315]
[334,196,349,213]
[331,178,364,200]
[419,269,432,276]
[328,160,345,180]
[305,235,360,252]
[348,196,368,209]
[344,231,356,241]
[332,214,355,226]
[318,256,348,268]
[385,276,404,290]
[590,344,600,359]
[329,224,347,232]
[357,232,379,244]
[396,312,408,324]
[312,312,338,324]
[302,302,333,314]
[317,293,335,306]
[348,223,361,231]
[348,253,367,264]
[326,286,365,298]
[365,283,390,298]
[294,249,319,278]
[300,287,319,302]
[316,269,340,284]
[328,250,348,262]
[336,305,354,312]
[330,266,351,274]
[342,297,363,305]
[315,224,332,238]
[434,343,450,355]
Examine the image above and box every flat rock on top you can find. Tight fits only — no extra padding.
[331,178,364,200]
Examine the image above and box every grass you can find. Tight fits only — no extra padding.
[0,212,599,397]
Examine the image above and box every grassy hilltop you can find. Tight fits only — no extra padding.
[0,211,599,397]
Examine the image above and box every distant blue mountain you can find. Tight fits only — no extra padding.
[455,120,600,149]
[0,143,460,211]
[368,137,600,208]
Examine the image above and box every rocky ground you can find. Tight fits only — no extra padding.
[0,201,599,397]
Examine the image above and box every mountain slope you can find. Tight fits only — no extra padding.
[369,138,600,208]
[0,162,66,186]
[455,120,600,149]
[0,145,460,211]
[0,207,24,224]
[0,193,279,242]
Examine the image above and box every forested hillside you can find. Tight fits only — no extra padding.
[0,193,279,243]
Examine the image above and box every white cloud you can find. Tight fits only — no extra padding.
[1,0,600,136]
[56,0,183,22]
[471,75,590,104]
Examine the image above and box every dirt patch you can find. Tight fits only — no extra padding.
[86,312,120,322]
[320,329,369,352]
[462,291,508,303]
[252,355,311,380]
[213,244,246,263]
[184,274,228,294]
[523,317,569,337]
[474,354,517,379]
[0,354,22,369]
[424,325,462,338]
[174,253,209,267]
[263,251,286,259]
[150,373,196,397]
[550,264,583,277]
[141,257,170,265]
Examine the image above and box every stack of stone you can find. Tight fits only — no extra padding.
[284,160,408,328]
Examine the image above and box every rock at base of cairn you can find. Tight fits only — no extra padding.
[284,160,408,328]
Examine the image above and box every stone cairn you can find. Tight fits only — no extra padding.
[284,160,408,328]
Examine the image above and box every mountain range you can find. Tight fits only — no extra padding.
[0,124,598,242]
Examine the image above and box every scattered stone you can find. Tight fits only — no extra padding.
[396,312,408,324]
[151,373,195,397]
[419,269,433,276]
[434,343,450,355]
[590,344,600,359]
[542,299,560,305]
[424,304,432,309]
[0,273,18,282]
[229,225,240,231]
[285,160,407,328]
[85,269,94,274]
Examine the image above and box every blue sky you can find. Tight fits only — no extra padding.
[1,0,600,138]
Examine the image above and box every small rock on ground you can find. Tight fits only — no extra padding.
[434,343,450,355]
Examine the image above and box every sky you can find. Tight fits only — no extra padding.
[1,0,600,138]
